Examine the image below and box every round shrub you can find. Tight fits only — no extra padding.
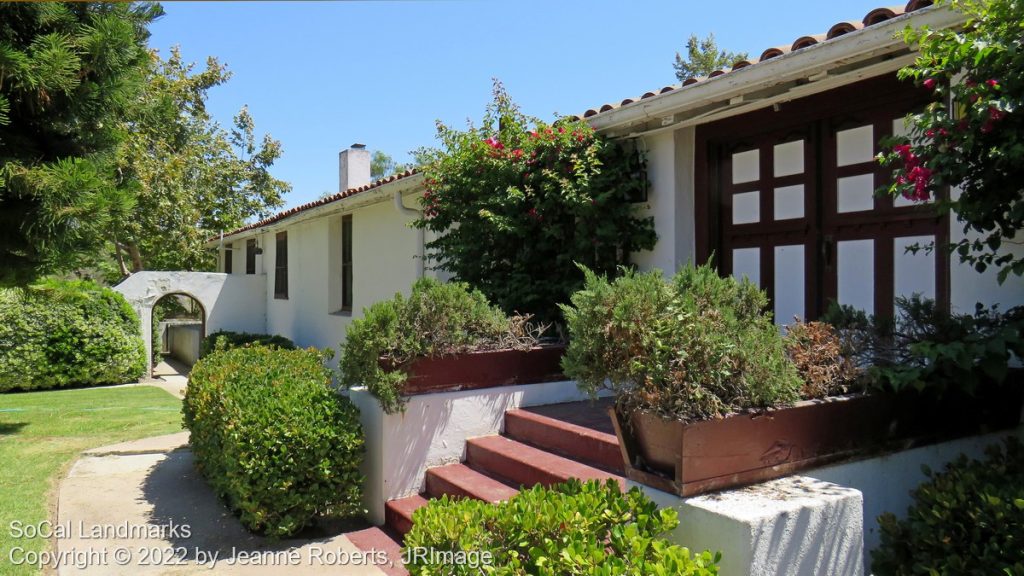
[340,277,543,414]
[560,264,801,423]
[183,346,364,537]
[199,330,296,357]
[403,479,720,575]
[872,437,1024,575]
[0,280,146,392]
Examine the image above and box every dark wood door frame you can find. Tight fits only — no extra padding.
[695,73,949,320]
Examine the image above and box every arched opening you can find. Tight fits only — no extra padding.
[151,292,206,376]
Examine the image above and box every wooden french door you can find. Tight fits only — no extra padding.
[696,74,948,324]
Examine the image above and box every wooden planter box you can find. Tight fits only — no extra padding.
[381,345,566,396]
[611,380,1023,497]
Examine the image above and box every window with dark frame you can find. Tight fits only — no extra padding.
[341,215,353,311]
[224,244,233,274]
[274,231,288,299]
[246,239,256,274]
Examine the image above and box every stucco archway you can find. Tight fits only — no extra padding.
[113,272,267,378]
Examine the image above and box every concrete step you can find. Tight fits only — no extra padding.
[384,494,428,536]
[346,526,409,576]
[504,408,624,473]
[466,435,624,489]
[424,463,519,503]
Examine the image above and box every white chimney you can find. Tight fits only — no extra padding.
[339,143,371,192]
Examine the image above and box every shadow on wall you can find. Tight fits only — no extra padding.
[750,483,863,576]
[387,390,517,499]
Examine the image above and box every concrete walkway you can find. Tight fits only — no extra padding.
[56,395,390,575]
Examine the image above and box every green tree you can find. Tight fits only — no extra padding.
[109,47,289,273]
[370,150,411,181]
[881,0,1023,282]
[0,2,160,286]
[414,82,657,322]
[673,33,748,81]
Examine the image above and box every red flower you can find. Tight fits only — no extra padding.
[512,149,524,159]
[986,79,999,88]
[989,107,1006,121]
[923,78,937,91]
[925,129,935,138]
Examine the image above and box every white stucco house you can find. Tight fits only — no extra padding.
[163,1,1020,364]
[111,3,1024,572]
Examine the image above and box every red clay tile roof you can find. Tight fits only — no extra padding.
[576,0,934,120]
[215,169,419,241]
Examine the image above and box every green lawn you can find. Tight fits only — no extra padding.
[0,386,182,576]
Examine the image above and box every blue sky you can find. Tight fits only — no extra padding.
[149,0,897,209]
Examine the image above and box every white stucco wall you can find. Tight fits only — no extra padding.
[640,476,865,576]
[807,425,1024,569]
[349,380,601,525]
[250,196,423,367]
[166,322,202,366]
[113,271,267,376]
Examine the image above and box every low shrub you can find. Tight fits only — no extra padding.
[560,264,801,423]
[783,320,862,399]
[0,279,146,391]
[403,479,720,575]
[183,346,364,537]
[872,437,1024,575]
[824,296,1024,395]
[199,330,296,357]
[340,277,546,414]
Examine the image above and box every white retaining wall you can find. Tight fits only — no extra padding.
[349,380,603,525]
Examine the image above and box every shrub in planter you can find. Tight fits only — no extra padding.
[561,264,801,423]
[823,296,1024,396]
[872,437,1024,575]
[183,346,364,537]
[199,330,296,357]
[783,320,862,399]
[403,479,720,575]
[340,277,545,414]
[0,280,146,391]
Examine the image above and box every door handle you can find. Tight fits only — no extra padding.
[822,235,835,269]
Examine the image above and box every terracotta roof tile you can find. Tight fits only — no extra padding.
[576,1,934,121]
[214,169,420,241]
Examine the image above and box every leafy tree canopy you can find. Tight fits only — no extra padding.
[370,150,411,181]
[881,0,1024,282]
[0,2,161,286]
[673,33,748,81]
[108,47,289,274]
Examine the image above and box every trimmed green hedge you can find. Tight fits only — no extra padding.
[403,479,720,575]
[199,330,295,357]
[0,280,146,392]
[873,438,1024,575]
[183,346,364,537]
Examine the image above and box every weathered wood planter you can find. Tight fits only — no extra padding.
[382,345,566,395]
[611,378,1023,497]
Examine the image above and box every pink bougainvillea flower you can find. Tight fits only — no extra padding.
[989,107,1007,121]
[939,128,950,137]
[986,79,999,88]
[925,129,936,138]
[923,78,937,90]
[558,127,565,134]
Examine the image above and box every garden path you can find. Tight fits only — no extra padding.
[56,403,390,575]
